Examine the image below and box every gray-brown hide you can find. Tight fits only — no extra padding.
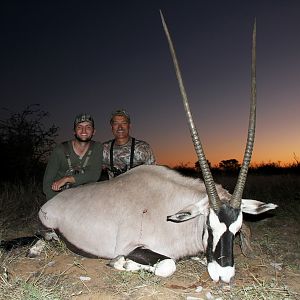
[39,165,229,259]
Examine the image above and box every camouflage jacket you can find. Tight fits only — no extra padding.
[102,137,156,179]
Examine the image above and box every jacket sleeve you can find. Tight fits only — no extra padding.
[72,142,103,186]
[43,146,62,200]
[144,143,156,165]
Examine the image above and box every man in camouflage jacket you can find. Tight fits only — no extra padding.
[102,110,155,179]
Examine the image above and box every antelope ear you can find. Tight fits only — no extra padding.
[241,199,278,215]
[167,196,209,222]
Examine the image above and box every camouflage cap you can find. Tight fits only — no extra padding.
[74,113,94,128]
[110,109,131,124]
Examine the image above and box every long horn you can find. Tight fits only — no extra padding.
[160,10,222,211]
[231,20,257,208]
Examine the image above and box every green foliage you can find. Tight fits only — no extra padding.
[0,104,59,183]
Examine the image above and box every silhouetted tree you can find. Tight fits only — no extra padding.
[219,159,240,173]
[173,162,200,178]
[0,104,59,182]
[195,160,211,173]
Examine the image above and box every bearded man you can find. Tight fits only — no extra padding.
[43,113,103,200]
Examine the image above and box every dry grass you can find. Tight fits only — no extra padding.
[0,252,66,300]
[0,181,45,242]
[1,241,299,299]
[1,174,300,299]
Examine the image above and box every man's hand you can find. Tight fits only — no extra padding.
[51,176,75,191]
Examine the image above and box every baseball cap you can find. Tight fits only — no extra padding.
[74,113,94,128]
[110,109,131,124]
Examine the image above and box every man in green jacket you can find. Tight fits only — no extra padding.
[43,113,103,200]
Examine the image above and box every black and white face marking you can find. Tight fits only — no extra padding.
[206,204,243,283]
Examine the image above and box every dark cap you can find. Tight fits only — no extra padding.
[110,109,131,124]
[74,113,94,129]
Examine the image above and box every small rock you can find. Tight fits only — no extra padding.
[27,240,46,258]
[195,286,203,293]
[270,262,282,271]
[191,256,207,266]
[47,261,56,267]
[205,291,213,299]
[79,276,91,281]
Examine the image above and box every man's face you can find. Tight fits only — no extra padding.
[74,121,95,142]
[111,115,130,140]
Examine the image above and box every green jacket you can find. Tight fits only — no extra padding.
[43,140,103,200]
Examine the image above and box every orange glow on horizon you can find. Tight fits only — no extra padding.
[152,126,300,168]
[156,151,298,168]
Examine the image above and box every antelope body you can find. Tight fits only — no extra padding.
[39,165,276,282]
[37,14,278,283]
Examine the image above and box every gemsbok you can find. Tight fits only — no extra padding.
[32,13,277,283]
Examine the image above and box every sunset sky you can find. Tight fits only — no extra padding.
[1,1,299,167]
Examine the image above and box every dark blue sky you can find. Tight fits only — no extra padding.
[1,1,299,166]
